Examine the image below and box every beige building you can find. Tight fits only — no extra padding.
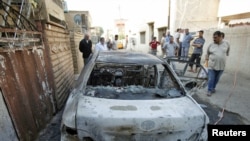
[131,0,219,45]
[130,0,249,47]
[64,10,92,34]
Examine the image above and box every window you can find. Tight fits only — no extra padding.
[140,31,146,44]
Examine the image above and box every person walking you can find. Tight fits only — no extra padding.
[149,37,160,56]
[181,28,194,60]
[205,31,230,96]
[188,30,205,73]
[79,34,92,66]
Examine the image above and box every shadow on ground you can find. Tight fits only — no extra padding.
[193,94,246,125]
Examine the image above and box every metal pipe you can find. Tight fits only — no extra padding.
[13,0,25,47]
[1,0,12,38]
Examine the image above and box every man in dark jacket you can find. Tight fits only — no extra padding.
[79,34,92,66]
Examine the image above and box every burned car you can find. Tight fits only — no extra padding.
[61,51,209,141]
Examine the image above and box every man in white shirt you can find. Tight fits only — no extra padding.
[160,32,166,58]
[112,35,118,50]
[95,37,108,51]
[163,35,178,70]
[178,29,185,59]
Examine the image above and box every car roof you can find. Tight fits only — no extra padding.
[96,51,164,65]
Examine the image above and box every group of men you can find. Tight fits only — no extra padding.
[157,28,195,59]
[81,30,230,97]
[79,34,119,65]
[150,29,230,97]
[149,28,198,70]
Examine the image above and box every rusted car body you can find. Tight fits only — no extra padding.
[61,51,209,141]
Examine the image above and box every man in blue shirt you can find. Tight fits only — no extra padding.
[188,30,205,73]
[181,28,193,60]
[165,30,171,44]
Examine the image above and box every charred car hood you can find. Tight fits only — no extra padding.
[75,94,208,141]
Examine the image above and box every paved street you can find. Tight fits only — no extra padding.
[130,44,250,124]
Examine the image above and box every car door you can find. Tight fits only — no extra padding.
[164,56,208,91]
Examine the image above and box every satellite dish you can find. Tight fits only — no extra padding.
[74,14,82,25]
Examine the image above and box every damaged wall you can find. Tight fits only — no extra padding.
[39,22,75,110]
[0,22,75,141]
[0,47,56,141]
[0,1,75,140]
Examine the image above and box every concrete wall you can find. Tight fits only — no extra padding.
[201,26,250,78]
[0,91,18,141]
[134,0,219,47]
[172,0,219,32]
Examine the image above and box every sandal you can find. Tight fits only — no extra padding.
[207,92,212,96]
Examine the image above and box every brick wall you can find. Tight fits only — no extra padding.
[70,32,84,74]
[43,23,75,109]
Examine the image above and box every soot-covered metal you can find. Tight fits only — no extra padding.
[85,86,183,100]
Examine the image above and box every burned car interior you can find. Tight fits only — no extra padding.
[86,63,185,99]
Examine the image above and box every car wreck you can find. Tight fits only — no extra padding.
[61,51,209,141]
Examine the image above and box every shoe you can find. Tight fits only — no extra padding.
[211,89,216,93]
[207,91,212,96]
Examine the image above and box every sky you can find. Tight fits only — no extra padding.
[64,0,143,30]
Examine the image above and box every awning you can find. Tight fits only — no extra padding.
[229,18,250,25]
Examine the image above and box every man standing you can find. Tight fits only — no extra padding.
[162,35,178,70]
[160,32,166,58]
[112,34,119,50]
[205,31,230,96]
[181,28,193,59]
[188,30,205,73]
[125,35,128,49]
[149,37,160,56]
[165,30,171,44]
[174,28,181,56]
[178,28,185,59]
[95,37,108,51]
[79,34,92,66]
